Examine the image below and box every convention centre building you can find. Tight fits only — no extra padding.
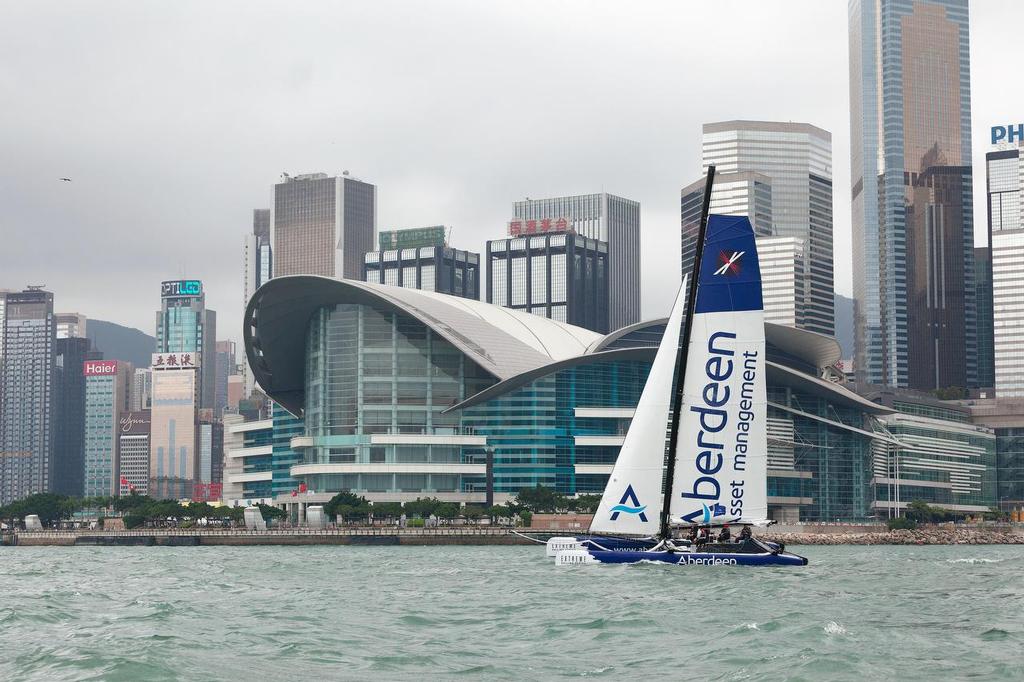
[240,276,996,522]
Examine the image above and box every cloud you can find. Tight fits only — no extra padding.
[0,0,1017,344]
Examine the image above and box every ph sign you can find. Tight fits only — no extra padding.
[992,124,1024,145]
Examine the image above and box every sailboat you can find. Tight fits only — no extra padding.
[549,168,807,567]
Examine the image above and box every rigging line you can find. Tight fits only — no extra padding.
[659,165,716,540]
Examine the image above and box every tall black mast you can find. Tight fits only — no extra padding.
[658,165,715,540]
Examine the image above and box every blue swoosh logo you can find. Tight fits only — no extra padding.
[701,504,712,524]
[610,504,648,515]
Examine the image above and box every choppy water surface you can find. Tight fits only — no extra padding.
[1,544,1022,680]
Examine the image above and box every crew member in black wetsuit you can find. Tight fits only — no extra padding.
[739,525,752,542]
[717,525,731,542]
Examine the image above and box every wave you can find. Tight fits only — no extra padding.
[823,621,847,636]
[946,558,1004,564]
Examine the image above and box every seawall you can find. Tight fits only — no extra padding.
[5,529,536,547]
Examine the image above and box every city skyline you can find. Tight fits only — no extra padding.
[2,1,1022,346]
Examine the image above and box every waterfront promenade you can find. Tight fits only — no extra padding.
[4,524,1023,547]
[2,527,535,547]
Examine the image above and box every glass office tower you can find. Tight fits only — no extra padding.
[701,121,835,336]
[83,360,131,497]
[364,246,480,299]
[849,0,974,390]
[155,280,216,411]
[53,337,101,496]
[513,193,639,330]
[0,288,54,505]
[487,233,609,333]
[988,145,1024,397]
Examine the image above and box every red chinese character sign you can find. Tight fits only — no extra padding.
[507,217,574,236]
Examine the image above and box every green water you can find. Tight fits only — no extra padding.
[1,545,1022,680]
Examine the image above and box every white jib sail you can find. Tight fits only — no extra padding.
[588,276,688,536]
[668,216,768,527]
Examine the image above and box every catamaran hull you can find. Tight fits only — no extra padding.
[556,548,807,567]
[545,535,658,556]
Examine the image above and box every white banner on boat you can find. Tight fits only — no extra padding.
[588,276,689,536]
[668,215,768,527]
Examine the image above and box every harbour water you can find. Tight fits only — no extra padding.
[2,545,1022,680]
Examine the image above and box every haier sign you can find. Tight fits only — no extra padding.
[992,124,1024,145]
[84,360,118,376]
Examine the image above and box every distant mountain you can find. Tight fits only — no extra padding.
[834,294,854,358]
[87,320,155,367]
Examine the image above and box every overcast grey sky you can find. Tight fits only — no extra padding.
[1,0,1021,346]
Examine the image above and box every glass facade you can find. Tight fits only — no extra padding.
[487,233,609,333]
[513,193,639,329]
[987,150,1021,233]
[83,367,129,498]
[298,303,493,495]
[879,413,996,513]
[992,229,1024,396]
[363,246,480,300]
[974,247,994,390]
[994,427,1024,510]
[0,289,54,506]
[987,148,1024,397]
[53,337,97,496]
[701,121,835,336]
[681,172,773,292]
[849,0,975,390]
[155,285,216,411]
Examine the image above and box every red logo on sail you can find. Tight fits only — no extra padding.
[714,250,745,277]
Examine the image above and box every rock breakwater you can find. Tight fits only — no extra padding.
[763,527,1024,545]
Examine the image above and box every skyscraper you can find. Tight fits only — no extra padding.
[700,121,834,336]
[363,227,480,299]
[118,410,150,495]
[681,172,812,330]
[155,279,216,411]
[681,171,773,282]
[242,208,272,398]
[53,337,101,496]
[987,141,1024,396]
[54,312,87,339]
[849,0,974,390]
[214,340,236,417]
[149,351,198,499]
[83,359,131,497]
[0,288,55,505]
[130,367,152,412]
[975,246,994,392]
[487,231,609,332]
[513,193,639,329]
[272,172,377,279]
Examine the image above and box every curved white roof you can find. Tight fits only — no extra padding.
[244,276,602,415]
[376,284,600,361]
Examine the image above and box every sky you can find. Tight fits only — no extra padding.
[1,0,1022,347]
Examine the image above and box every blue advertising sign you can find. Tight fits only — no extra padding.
[161,280,202,298]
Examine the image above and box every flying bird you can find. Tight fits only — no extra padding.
[59,177,72,182]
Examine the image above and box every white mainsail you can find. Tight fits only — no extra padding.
[668,215,768,527]
[588,276,689,536]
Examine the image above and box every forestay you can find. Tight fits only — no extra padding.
[588,276,689,536]
[668,216,768,527]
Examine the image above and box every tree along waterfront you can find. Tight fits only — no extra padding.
[1,485,601,530]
